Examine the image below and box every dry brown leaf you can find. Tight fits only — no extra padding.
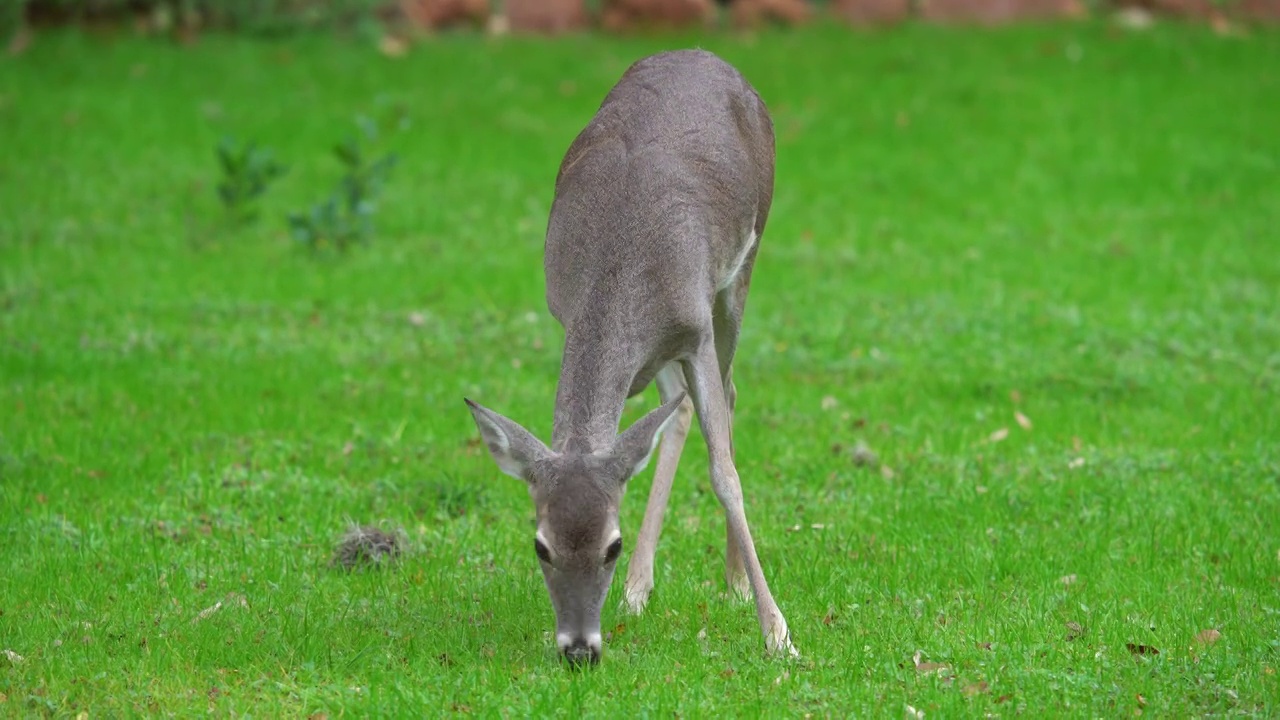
[913,650,950,676]
[7,27,32,56]
[378,35,408,58]
[193,601,223,623]
[995,694,1013,704]
[1015,411,1032,430]
[1194,628,1222,646]
[976,642,993,651]
[851,439,878,467]
[720,667,736,679]
[1126,642,1160,656]
[962,681,989,697]
[988,427,1009,443]
[1065,621,1085,641]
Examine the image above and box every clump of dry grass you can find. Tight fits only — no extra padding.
[330,522,409,571]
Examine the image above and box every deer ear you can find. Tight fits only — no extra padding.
[610,392,687,482]
[464,399,552,483]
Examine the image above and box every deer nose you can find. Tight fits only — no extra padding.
[562,640,600,668]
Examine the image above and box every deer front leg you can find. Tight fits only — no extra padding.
[623,364,693,614]
[683,348,797,658]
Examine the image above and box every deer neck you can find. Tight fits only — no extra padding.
[550,313,641,455]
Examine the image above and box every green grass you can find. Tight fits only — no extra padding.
[2,19,1279,718]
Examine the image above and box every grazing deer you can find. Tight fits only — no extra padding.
[464,49,795,667]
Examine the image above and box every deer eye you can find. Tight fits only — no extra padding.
[534,539,552,564]
[604,538,623,564]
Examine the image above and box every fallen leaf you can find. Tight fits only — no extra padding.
[194,601,223,622]
[1015,411,1033,430]
[486,13,510,36]
[821,395,837,410]
[719,667,735,679]
[880,465,896,480]
[995,694,1013,704]
[378,35,408,58]
[851,439,878,467]
[7,26,32,56]
[905,704,924,719]
[822,610,837,626]
[1194,628,1221,646]
[1126,643,1160,656]
[976,642,993,651]
[1136,693,1147,707]
[1068,457,1085,470]
[774,670,790,685]
[913,650,950,676]
[962,681,989,697]
[1066,621,1085,641]
[988,427,1009,443]
[1060,574,1078,586]
[1,649,23,665]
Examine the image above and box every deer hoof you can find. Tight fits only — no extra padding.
[765,619,799,659]
[622,583,651,615]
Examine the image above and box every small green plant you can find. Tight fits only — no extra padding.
[288,119,398,253]
[214,136,288,226]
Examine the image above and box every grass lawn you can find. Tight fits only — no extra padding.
[2,17,1279,717]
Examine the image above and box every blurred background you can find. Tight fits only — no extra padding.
[5,0,1278,46]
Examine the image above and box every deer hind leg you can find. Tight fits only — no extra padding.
[622,363,693,615]
[714,245,757,601]
[682,341,795,657]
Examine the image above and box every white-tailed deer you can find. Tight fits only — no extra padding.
[465,49,795,667]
